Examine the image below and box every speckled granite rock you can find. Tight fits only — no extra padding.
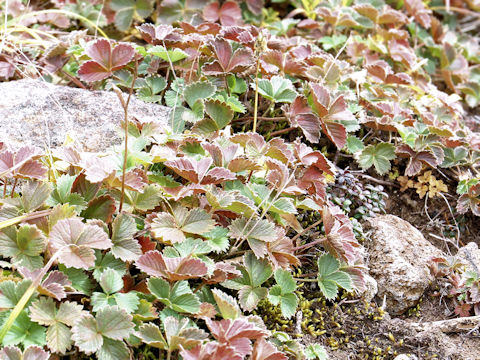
[365,215,443,315]
[0,79,170,151]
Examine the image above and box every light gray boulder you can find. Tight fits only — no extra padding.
[365,215,443,315]
[0,79,170,152]
[457,242,480,275]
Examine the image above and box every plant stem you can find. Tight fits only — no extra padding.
[270,126,295,137]
[292,219,323,246]
[118,60,138,213]
[293,278,317,282]
[293,237,326,252]
[252,57,260,133]
[10,178,17,198]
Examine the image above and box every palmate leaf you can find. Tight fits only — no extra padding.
[110,0,153,31]
[110,213,141,262]
[48,218,112,269]
[71,306,134,356]
[205,317,268,356]
[92,251,126,282]
[29,297,85,354]
[17,181,51,213]
[268,269,298,318]
[121,184,162,212]
[0,224,46,270]
[184,81,216,108]
[135,250,208,281]
[317,253,352,300]
[135,76,167,103]
[78,39,135,82]
[396,144,439,176]
[202,38,254,76]
[357,143,396,175]
[254,76,297,104]
[148,206,215,244]
[2,311,46,347]
[0,345,50,360]
[91,269,139,313]
[228,217,277,258]
[164,157,236,185]
[203,0,242,26]
[252,337,288,360]
[283,96,321,143]
[0,280,33,309]
[0,146,47,180]
[18,268,71,301]
[148,277,200,314]
[222,252,273,311]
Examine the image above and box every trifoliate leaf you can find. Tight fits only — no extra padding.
[184,81,216,108]
[305,343,328,359]
[149,206,215,244]
[317,253,352,300]
[274,269,296,294]
[122,184,161,212]
[99,268,124,294]
[346,135,365,154]
[92,251,126,282]
[204,227,230,253]
[148,46,188,62]
[0,345,50,360]
[3,311,46,347]
[48,218,112,269]
[0,224,46,269]
[357,143,396,175]
[148,278,200,314]
[97,338,130,360]
[0,280,33,309]
[255,76,297,103]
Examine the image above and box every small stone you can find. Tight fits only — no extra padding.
[0,79,170,152]
[394,355,418,360]
[365,215,443,315]
[360,274,378,302]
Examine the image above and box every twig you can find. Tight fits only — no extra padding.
[270,126,295,137]
[117,59,138,213]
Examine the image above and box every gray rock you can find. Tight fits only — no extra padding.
[457,242,480,275]
[360,274,378,302]
[394,355,418,360]
[365,215,443,315]
[0,79,170,152]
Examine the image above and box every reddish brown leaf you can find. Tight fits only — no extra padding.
[78,39,135,82]
[396,144,439,176]
[202,38,254,75]
[135,250,208,281]
[82,195,116,223]
[252,338,287,360]
[0,146,46,179]
[457,184,480,216]
[136,24,182,45]
[180,342,242,360]
[203,1,243,26]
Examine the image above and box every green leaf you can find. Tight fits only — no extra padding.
[346,135,365,154]
[357,143,396,175]
[227,75,247,94]
[18,180,51,212]
[47,175,87,212]
[238,286,268,311]
[255,76,297,103]
[184,81,216,108]
[136,323,167,349]
[100,269,124,294]
[0,224,46,269]
[58,265,94,295]
[123,184,162,212]
[92,251,126,282]
[3,311,46,347]
[110,213,141,262]
[113,293,139,314]
[211,289,240,319]
[317,253,352,300]
[305,343,328,360]
[148,46,188,62]
[97,338,130,360]
[135,76,166,103]
[148,278,200,314]
[274,269,296,294]
[441,147,468,168]
[204,227,230,253]
[0,280,33,309]
[205,99,234,129]
[110,0,153,31]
